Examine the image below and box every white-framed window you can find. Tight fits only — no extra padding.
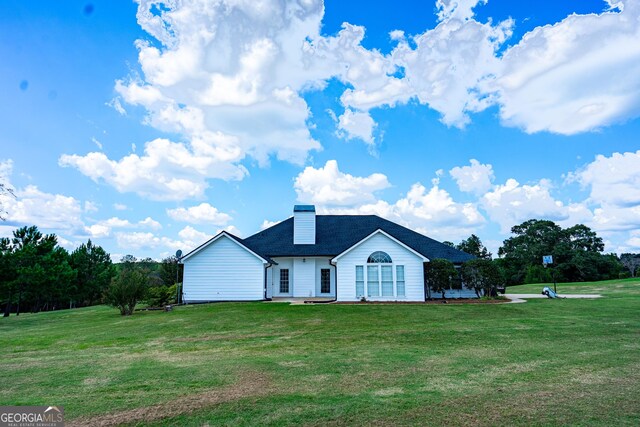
[381,265,393,296]
[358,251,405,298]
[356,265,364,297]
[279,269,289,293]
[367,265,379,297]
[396,265,405,297]
[367,251,392,263]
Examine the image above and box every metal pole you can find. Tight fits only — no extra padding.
[175,258,180,304]
[553,267,557,294]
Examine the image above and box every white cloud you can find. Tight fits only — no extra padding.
[177,226,210,247]
[107,97,126,115]
[85,216,162,238]
[61,1,640,202]
[261,219,281,230]
[312,170,486,242]
[115,225,213,253]
[493,2,640,134]
[569,150,640,208]
[59,138,248,201]
[85,224,111,239]
[564,151,640,246]
[113,203,128,211]
[334,4,513,128]
[336,108,376,145]
[625,230,640,250]
[116,232,166,251]
[84,201,99,212]
[480,178,592,233]
[294,160,391,206]
[2,184,85,234]
[216,225,242,237]
[391,181,485,241]
[0,159,13,183]
[139,217,162,230]
[449,159,494,194]
[166,202,232,225]
[67,0,330,200]
[91,137,103,150]
[436,0,487,22]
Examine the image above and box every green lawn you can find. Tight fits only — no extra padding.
[1,279,639,426]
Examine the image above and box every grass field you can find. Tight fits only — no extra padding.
[1,278,639,426]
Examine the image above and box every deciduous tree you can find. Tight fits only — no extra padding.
[456,234,492,259]
[619,253,640,277]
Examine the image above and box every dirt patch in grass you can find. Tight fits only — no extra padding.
[67,372,273,427]
[173,332,275,342]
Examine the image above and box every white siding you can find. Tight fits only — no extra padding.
[182,235,265,302]
[293,258,315,297]
[294,211,315,244]
[315,257,336,297]
[335,232,425,302]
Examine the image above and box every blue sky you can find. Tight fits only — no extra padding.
[1,0,639,260]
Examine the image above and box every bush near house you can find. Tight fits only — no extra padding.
[461,258,505,297]
[103,268,149,315]
[426,258,459,299]
[144,284,179,307]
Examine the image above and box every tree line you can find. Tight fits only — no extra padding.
[0,225,183,317]
[428,219,634,299]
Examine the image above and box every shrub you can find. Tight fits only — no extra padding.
[144,284,178,307]
[461,259,505,297]
[104,269,149,315]
[427,259,458,299]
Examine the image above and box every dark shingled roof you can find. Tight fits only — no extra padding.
[241,215,473,263]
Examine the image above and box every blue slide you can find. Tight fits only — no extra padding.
[542,286,560,298]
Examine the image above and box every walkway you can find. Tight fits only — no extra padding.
[505,293,602,304]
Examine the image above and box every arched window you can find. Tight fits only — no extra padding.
[367,251,392,263]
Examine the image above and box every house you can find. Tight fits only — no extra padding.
[181,205,475,302]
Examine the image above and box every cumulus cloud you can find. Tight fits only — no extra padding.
[302,163,486,242]
[0,161,85,236]
[334,2,513,128]
[566,151,640,244]
[480,178,593,233]
[64,0,332,200]
[450,159,494,194]
[85,216,162,239]
[59,138,247,201]
[336,108,376,145]
[116,225,214,252]
[332,0,640,134]
[294,160,391,206]
[166,202,232,225]
[84,201,99,212]
[569,150,640,207]
[493,1,640,134]
[5,185,85,233]
[261,219,281,230]
[61,1,640,202]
